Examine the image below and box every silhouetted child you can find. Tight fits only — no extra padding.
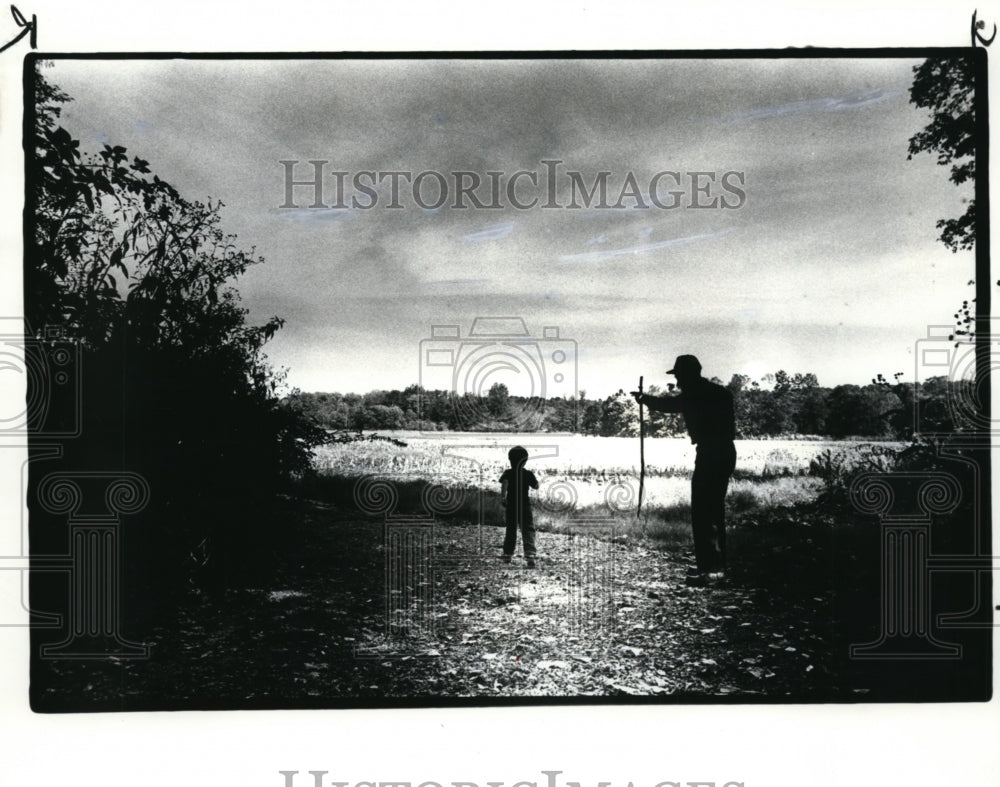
[499,446,539,567]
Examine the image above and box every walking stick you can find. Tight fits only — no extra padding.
[637,375,645,517]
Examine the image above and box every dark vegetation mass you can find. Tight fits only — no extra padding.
[28,72,328,642]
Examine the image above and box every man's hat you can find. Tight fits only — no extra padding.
[667,354,702,375]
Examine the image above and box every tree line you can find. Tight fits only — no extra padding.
[286,371,958,440]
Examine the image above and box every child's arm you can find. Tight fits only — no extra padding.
[528,470,539,490]
[500,477,509,507]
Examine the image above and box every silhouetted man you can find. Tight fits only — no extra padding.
[632,355,736,585]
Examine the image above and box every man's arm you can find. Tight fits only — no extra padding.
[631,391,683,413]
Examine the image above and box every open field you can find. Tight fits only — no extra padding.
[312,433,902,513]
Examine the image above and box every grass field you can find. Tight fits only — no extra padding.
[311,433,901,530]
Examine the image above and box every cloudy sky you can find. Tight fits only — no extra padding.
[45,56,974,397]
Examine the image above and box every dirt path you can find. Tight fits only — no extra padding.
[347,518,838,699]
[34,499,844,710]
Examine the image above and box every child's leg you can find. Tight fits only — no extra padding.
[521,510,537,558]
[503,509,518,556]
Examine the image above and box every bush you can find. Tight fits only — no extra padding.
[808,444,898,509]
[27,72,331,620]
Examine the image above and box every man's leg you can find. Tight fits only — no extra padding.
[710,471,731,571]
[715,443,737,570]
[690,463,719,573]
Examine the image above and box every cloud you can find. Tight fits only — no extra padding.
[423,278,492,287]
[722,88,899,125]
[462,221,515,242]
[557,228,736,264]
[278,207,358,226]
[42,57,971,395]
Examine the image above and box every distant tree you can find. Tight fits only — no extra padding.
[791,372,819,389]
[643,384,685,437]
[417,388,453,428]
[728,374,757,437]
[581,400,603,435]
[771,370,823,434]
[795,385,829,436]
[758,389,793,435]
[574,389,587,433]
[727,374,751,394]
[361,404,406,430]
[600,389,639,437]
[912,375,956,435]
[486,382,510,418]
[363,390,388,406]
[826,385,902,438]
[540,395,577,432]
